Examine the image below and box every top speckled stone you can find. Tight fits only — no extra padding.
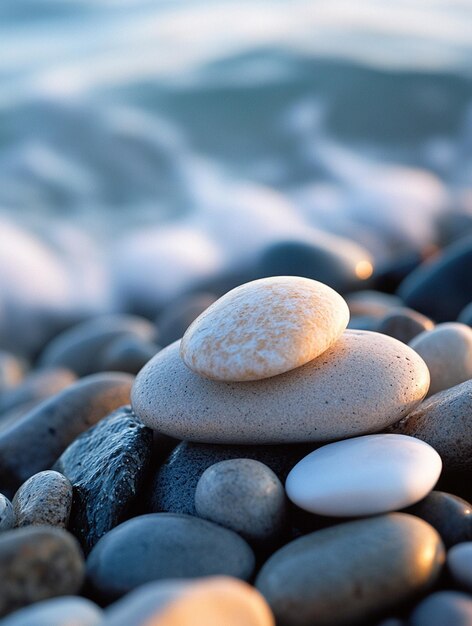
[180,277,350,381]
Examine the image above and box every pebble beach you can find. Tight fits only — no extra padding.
[1,1,472,625]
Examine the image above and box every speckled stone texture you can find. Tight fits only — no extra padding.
[388,380,472,471]
[54,406,153,553]
[0,526,85,617]
[148,441,314,516]
[180,276,350,382]
[0,373,134,496]
[195,459,287,547]
[13,470,72,528]
[132,331,430,444]
[0,494,14,531]
[256,513,445,626]
[86,513,255,602]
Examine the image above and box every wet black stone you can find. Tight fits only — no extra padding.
[148,441,313,516]
[54,406,153,554]
[398,237,472,322]
[373,253,423,294]
[403,490,472,548]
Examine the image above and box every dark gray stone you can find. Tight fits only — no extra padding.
[377,308,434,344]
[255,238,373,294]
[13,470,72,528]
[0,526,84,617]
[0,368,76,416]
[98,336,159,374]
[388,380,472,472]
[398,237,472,322]
[403,490,472,548]
[149,441,313,516]
[54,406,152,553]
[195,459,287,547]
[86,513,255,602]
[38,315,156,376]
[157,292,217,347]
[256,513,444,626]
[0,373,133,497]
[458,301,472,326]
[409,591,472,626]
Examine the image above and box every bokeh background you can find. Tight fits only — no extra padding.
[1,0,472,357]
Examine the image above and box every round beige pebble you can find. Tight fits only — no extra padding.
[132,330,430,445]
[13,470,72,528]
[103,577,274,626]
[180,276,350,382]
[409,322,472,396]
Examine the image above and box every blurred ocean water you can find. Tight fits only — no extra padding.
[0,1,471,257]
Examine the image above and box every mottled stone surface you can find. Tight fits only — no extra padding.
[87,513,255,602]
[132,331,429,444]
[0,597,102,626]
[0,372,133,496]
[103,578,274,626]
[39,315,156,376]
[388,380,472,471]
[0,526,84,617]
[181,277,350,382]
[149,441,313,516]
[0,494,14,531]
[403,491,472,548]
[409,323,472,395]
[256,513,444,626]
[54,406,152,553]
[195,459,287,547]
[13,470,72,528]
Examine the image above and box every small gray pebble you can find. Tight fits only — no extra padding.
[195,459,287,547]
[13,470,72,529]
[409,591,472,626]
[377,307,434,344]
[0,494,14,532]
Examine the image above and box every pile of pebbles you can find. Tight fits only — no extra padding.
[1,252,472,625]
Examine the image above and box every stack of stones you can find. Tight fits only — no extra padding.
[2,275,472,625]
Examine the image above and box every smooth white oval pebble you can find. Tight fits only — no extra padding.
[448,542,472,591]
[286,434,442,516]
[180,276,350,382]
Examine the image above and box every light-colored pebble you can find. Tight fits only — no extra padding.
[409,322,472,395]
[181,276,350,382]
[132,330,430,444]
[286,434,442,517]
[103,577,274,626]
[0,596,102,626]
[13,470,73,528]
[195,459,286,546]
